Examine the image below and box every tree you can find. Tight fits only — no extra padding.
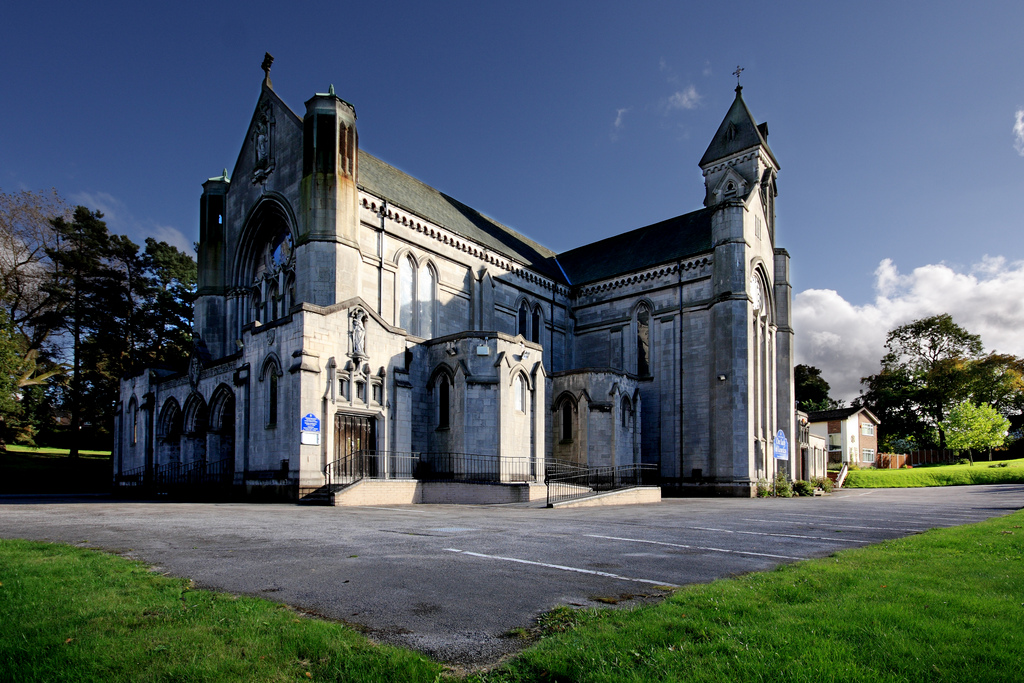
[941,401,1010,463]
[794,364,841,412]
[861,314,984,449]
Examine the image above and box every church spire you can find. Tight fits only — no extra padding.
[698,83,778,170]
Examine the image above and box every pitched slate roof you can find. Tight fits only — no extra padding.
[555,208,715,286]
[358,152,566,282]
[699,87,779,169]
[807,407,880,424]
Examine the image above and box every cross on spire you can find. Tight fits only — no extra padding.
[732,65,744,92]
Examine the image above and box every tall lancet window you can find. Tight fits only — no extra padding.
[418,265,435,338]
[399,255,415,332]
[518,301,529,338]
[531,307,541,344]
[636,304,650,377]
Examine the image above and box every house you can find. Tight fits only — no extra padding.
[807,407,880,467]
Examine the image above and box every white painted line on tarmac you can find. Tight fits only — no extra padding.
[445,549,679,587]
[688,526,865,544]
[585,534,804,561]
[741,518,926,533]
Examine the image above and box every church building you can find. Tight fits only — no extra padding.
[115,60,796,500]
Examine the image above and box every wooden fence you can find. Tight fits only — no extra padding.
[875,449,955,469]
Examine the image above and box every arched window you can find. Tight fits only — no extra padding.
[129,397,139,446]
[514,375,526,413]
[621,397,632,428]
[518,301,529,338]
[438,375,450,429]
[560,401,573,441]
[636,304,650,376]
[268,373,278,427]
[531,306,541,344]
[398,255,436,339]
[399,255,414,332]
[250,289,262,324]
[249,226,294,324]
[418,265,435,338]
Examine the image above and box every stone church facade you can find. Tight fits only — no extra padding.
[115,66,796,500]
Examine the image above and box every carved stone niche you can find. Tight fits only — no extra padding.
[251,100,276,185]
[350,308,368,360]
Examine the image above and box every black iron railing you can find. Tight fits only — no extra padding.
[324,450,539,490]
[545,462,658,506]
[325,450,421,489]
[113,458,234,492]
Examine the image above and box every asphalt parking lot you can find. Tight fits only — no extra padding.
[2,484,1023,664]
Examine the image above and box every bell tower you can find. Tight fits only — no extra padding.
[297,85,362,306]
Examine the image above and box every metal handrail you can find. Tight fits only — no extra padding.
[324,450,540,489]
[546,463,658,506]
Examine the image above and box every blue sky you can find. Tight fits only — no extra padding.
[3,1,1023,399]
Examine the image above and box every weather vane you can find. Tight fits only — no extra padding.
[732,65,744,87]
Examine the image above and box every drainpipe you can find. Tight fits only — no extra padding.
[376,200,387,316]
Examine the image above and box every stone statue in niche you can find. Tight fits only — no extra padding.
[250,101,276,185]
[351,310,367,358]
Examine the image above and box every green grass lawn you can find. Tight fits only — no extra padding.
[3,511,1024,681]
[845,457,1024,488]
[0,445,112,494]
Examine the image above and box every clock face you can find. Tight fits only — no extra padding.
[750,274,763,311]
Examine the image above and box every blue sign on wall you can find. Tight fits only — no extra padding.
[773,430,789,460]
[301,413,321,433]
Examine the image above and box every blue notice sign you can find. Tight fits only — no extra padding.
[301,413,320,433]
[773,430,789,460]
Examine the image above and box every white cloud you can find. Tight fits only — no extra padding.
[668,85,702,110]
[702,61,712,77]
[69,191,194,254]
[613,107,629,129]
[794,257,1024,402]
[1014,109,1024,156]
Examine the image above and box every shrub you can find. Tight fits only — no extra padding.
[792,480,815,497]
[812,476,834,493]
[955,457,971,465]
[756,478,772,497]
[775,478,793,498]
[989,462,1009,468]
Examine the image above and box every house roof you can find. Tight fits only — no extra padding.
[807,406,880,424]
[699,86,779,169]
[554,208,715,286]
[358,152,567,283]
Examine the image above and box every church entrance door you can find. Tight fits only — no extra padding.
[335,413,377,478]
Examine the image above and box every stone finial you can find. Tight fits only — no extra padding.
[261,52,274,88]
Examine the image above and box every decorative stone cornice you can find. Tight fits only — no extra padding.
[576,256,712,297]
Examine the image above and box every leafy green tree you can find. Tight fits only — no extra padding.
[141,237,197,370]
[794,364,841,412]
[861,314,984,449]
[941,401,1010,463]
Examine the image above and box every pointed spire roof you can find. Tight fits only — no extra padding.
[699,86,779,169]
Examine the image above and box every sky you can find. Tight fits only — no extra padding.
[2,0,1023,401]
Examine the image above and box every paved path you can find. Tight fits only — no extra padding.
[2,485,1022,664]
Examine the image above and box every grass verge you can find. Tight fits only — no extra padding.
[471,510,1024,682]
[0,539,442,682]
[845,457,1024,488]
[0,446,111,494]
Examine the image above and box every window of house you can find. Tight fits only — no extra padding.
[636,305,650,376]
[514,375,526,413]
[861,423,874,436]
[518,301,529,339]
[339,377,349,401]
[828,433,842,450]
[372,382,382,405]
[418,265,435,338]
[356,381,366,403]
[862,448,875,462]
[560,401,573,442]
[531,307,541,344]
[130,400,139,445]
